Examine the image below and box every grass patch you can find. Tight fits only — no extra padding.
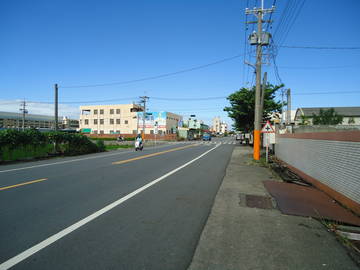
[1,144,54,162]
[105,144,134,151]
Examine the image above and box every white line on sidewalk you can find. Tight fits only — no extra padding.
[0,144,221,270]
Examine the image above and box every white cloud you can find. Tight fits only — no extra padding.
[0,100,80,119]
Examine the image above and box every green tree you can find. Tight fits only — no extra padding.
[223,84,283,132]
[312,108,343,125]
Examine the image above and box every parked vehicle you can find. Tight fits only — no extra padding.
[202,133,211,141]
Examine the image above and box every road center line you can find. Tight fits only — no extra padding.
[112,144,197,165]
[0,178,48,191]
[0,144,220,270]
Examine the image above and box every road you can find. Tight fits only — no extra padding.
[0,137,236,270]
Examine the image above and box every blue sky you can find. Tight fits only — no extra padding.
[1,0,359,127]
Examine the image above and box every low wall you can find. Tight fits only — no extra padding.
[275,131,360,214]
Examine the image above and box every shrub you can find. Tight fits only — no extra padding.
[96,140,106,152]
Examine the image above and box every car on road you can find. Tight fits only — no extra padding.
[202,133,211,141]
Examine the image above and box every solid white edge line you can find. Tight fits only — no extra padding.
[0,144,221,270]
[0,143,181,174]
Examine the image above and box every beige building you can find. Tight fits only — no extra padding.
[212,116,228,134]
[220,122,228,133]
[212,117,221,133]
[79,104,182,135]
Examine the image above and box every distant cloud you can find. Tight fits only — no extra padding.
[0,100,80,119]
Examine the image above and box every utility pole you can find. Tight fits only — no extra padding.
[246,1,275,160]
[19,100,28,130]
[286,89,291,125]
[139,96,149,140]
[260,71,267,121]
[54,83,59,131]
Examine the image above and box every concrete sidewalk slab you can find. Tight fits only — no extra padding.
[188,146,358,270]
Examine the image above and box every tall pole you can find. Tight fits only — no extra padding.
[253,8,263,160]
[54,83,59,131]
[260,72,267,126]
[139,96,149,140]
[286,89,291,125]
[20,100,27,131]
[246,2,274,160]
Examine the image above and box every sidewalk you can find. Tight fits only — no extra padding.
[188,146,358,270]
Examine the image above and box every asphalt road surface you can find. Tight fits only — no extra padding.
[0,137,236,270]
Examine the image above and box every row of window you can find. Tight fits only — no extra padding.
[83,119,129,125]
[92,108,121,115]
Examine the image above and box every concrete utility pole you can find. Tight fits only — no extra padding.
[19,100,28,131]
[54,84,59,131]
[260,72,267,121]
[286,89,291,125]
[139,96,149,139]
[246,1,275,160]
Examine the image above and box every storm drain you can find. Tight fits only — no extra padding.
[245,194,274,209]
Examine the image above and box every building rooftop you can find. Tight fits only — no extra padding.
[295,107,360,119]
[0,111,62,121]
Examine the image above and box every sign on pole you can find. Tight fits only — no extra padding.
[261,121,275,163]
[261,121,275,133]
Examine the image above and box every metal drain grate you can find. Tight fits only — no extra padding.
[245,194,274,209]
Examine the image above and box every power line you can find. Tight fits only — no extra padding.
[278,64,359,70]
[60,53,244,89]
[293,91,360,95]
[278,45,360,50]
[150,96,227,101]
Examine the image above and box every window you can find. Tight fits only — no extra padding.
[133,130,137,134]
[84,119,89,125]
[110,109,114,114]
[100,109,104,115]
[100,119,104,125]
[116,109,121,114]
[94,109,98,115]
[93,130,98,134]
[116,130,120,134]
[100,130,104,134]
[150,130,154,134]
[116,119,121,124]
[94,119,98,125]
[125,120,128,124]
[110,119,114,124]
[110,130,114,134]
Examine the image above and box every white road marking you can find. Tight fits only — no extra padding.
[0,144,221,270]
[0,143,180,174]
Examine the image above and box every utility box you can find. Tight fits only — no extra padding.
[248,32,271,46]
[249,33,258,45]
[261,32,271,45]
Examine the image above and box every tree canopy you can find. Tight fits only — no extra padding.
[224,84,283,132]
[312,108,343,125]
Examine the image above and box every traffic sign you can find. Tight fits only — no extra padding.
[261,121,275,133]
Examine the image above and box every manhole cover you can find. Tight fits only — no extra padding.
[246,194,273,209]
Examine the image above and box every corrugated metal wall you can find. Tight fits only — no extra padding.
[275,137,360,204]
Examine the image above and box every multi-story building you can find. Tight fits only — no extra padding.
[79,104,182,135]
[212,116,228,134]
[212,117,221,133]
[220,122,228,134]
[0,111,78,130]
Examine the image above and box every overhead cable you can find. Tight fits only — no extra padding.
[60,54,244,89]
